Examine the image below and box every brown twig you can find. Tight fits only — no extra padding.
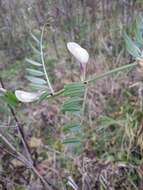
[0,133,55,189]
[0,78,32,161]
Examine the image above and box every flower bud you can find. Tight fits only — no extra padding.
[67,42,89,64]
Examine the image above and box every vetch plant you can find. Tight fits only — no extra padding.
[0,20,142,189]
[13,25,139,150]
[3,25,139,150]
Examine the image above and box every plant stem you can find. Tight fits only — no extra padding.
[45,62,138,99]
[43,88,65,99]
[80,86,88,126]
[86,62,137,83]
[40,25,54,94]
[12,109,33,162]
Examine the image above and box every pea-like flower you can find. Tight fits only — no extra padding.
[15,90,41,103]
[67,42,89,64]
[67,42,89,81]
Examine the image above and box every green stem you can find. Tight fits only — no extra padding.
[39,62,138,100]
[56,62,136,94]
[40,25,54,94]
[51,88,65,97]
[86,62,137,83]
[45,88,65,99]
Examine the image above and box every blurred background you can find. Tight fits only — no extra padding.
[0,0,143,97]
[0,0,142,64]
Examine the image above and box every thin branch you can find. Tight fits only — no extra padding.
[42,62,138,100]
[0,133,58,190]
[40,25,54,94]
[80,86,88,126]
[87,62,138,83]
[0,133,29,165]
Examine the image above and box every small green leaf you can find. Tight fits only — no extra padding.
[30,33,40,45]
[64,82,85,90]
[63,97,83,105]
[26,58,42,67]
[63,138,81,144]
[38,91,50,102]
[26,76,47,85]
[124,32,141,58]
[2,91,18,108]
[63,83,85,97]
[26,68,44,76]
[135,16,143,45]
[63,89,85,97]
[64,123,81,133]
[61,105,81,112]
[61,97,83,112]
[29,83,48,90]
[98,116,125,131]
[30,43,41,55]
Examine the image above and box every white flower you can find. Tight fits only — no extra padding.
[67,42,89,64]
[15,90,41,103]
